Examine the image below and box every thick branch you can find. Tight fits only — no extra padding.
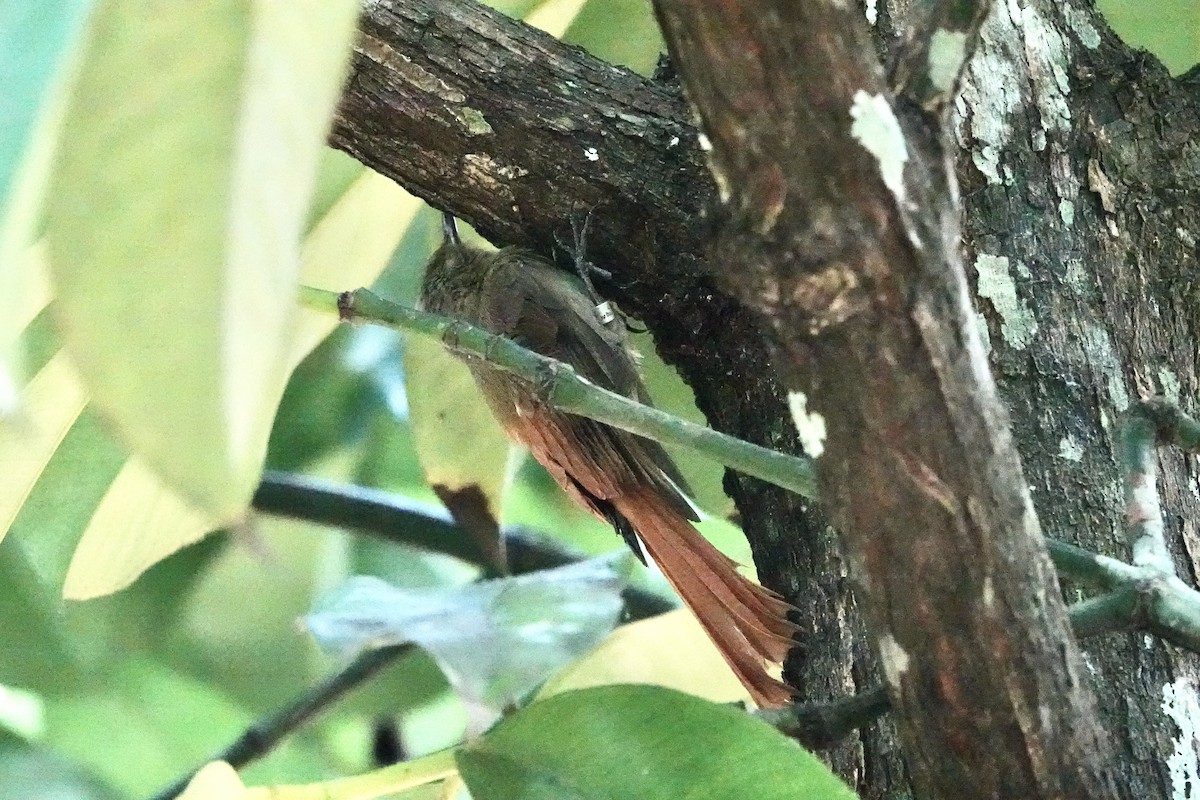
[331,0,704,286]
[651,0,1116,796]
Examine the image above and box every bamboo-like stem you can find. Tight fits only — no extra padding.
[305,287,1200,653]
[304,286,819,499]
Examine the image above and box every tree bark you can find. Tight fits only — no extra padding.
[650,0,1114,795]
[329,0,1200,796]
[949,2,1200,797]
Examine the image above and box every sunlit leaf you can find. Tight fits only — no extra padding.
[291,168,422,367]
[522,0,587,35]
[0,351,88,543]
[538,608,750,703]
[563,0,664,74]
[44,0,360,522]
[63,456,219,599]
[459,685,859,800]
[38,132,409,599]
[178,762,247,800]
[233,748,458,800]
[404,335,512,567]
[305,555,634,730]
[1097,0,1198,75]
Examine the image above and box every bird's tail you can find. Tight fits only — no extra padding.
[616,487,798,707]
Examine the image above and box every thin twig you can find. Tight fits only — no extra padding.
[756,685,892,750]
[254,471,676,620]
[303,288,1200,657]
[150,475,677,800]
[302,286,820,499]
[148,644,411,800]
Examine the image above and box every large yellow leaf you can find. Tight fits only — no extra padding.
[60,168,416,598]
[538,608,752,704]
[0,351,88,544]
[44,0,361,522]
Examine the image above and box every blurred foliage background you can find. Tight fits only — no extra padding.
[0,0,1195,798]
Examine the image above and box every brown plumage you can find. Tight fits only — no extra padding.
[420,220,797,706]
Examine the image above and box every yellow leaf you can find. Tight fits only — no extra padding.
[290,168,421,367]
[63,456,218,600]
[405,337,513,521]
[524,0,588,35]
[45,0,361,520]
[178,762,247,800]
[538,608,754,704]
[0,351,88,545]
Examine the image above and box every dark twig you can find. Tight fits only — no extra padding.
[756,685,892,750]
[148,644,411,800]
[150,475,677,799]
[254,471,675,620]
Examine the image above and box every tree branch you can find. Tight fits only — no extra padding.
[254,470,675,620]
[147,644,412,800]
[309,286,1200,657]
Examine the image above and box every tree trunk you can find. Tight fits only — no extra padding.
[329,0,1200,796]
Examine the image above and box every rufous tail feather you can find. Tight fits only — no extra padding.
[616,488,798,707]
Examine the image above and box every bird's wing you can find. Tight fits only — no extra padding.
[479,249,696,519]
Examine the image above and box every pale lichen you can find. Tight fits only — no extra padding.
[1064,5,1101,49]
[879,634,910,689]
[1162,678,1200,800]
[973,254,1038,350]
[455,107,493,136]
[928,30,969,95]
[1081,321,1130,413]
[1158,366,1181,402]
[849,91,909,203]
[787,391,826,458]
[1059,199,1075,226]
[1058,434,1084,462]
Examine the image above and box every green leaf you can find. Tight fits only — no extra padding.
[404,335,512,557]
[44,0,361,522]
[0,729,121,800]
[563,0,664,75]
[44,658,258,797]
[459,685,860,800]
[1097,0,1198,75]
[305,556,634,729]
[0,3,89,200]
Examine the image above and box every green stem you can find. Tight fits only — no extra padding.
[327,286,820,498]
[304,287,1200,666]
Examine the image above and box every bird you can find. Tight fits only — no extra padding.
[419,214,797,706]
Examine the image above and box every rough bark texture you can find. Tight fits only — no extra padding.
[329,0,1200,796]
[950,2,1200,796]
[651,0,1114,796]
